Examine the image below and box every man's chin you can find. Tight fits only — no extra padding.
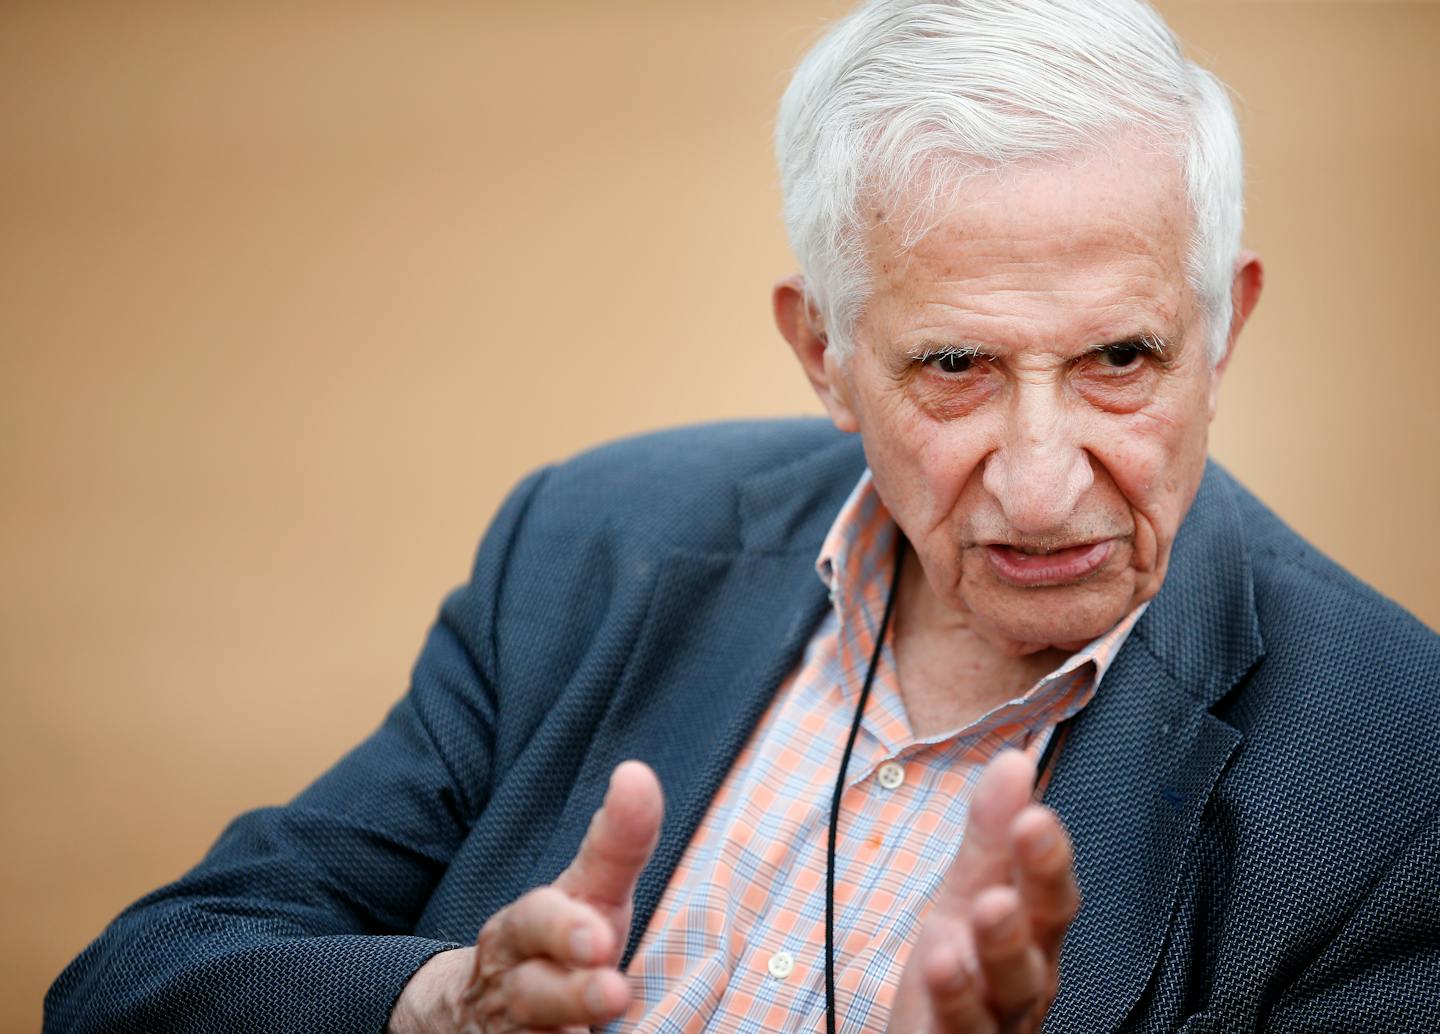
[960,565,1139,653]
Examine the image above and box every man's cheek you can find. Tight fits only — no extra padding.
[914,428,987,502]
[1124,481,1194,578]
[1092,420,1179,502]
[912,466,977,538]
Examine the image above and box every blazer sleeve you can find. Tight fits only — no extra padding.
[43,468,552,1034]
[1266,804,1440,1033]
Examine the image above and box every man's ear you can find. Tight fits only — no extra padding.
[1209,250,1264,417]
[773,274,860,432]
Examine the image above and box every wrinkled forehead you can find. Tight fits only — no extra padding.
[860,137,1193,283]
[855,143,1198,344]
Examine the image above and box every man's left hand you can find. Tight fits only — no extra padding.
[887,749,1080,1034]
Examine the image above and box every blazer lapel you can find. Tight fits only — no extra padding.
[524,433,868,966]
[619,548,832,963]
[626,436,870,961]
[1043,462,1264,1032]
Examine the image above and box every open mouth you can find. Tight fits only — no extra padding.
[984,539,1114,586]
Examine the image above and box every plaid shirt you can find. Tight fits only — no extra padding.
[609,472,1144,1032]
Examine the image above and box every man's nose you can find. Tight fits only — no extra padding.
[980,391,1094,536]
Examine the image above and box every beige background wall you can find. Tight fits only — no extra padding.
[3,2,1437,1029]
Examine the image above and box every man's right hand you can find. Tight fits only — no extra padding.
[387,760,664,1033]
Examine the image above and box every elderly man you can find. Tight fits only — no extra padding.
[47,1,1439,1032]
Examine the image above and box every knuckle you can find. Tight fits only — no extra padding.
[495,965,543,1030]
[475,914,507,962]
[490,886,569,958]
[495,911,523,956]
[986,947,1048,1023]
[497,967,533,1026]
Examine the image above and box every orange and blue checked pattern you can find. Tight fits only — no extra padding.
[609,472,1145,1033]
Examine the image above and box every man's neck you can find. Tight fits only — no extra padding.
[891,546,1070,739]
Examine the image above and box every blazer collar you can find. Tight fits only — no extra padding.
[735,430,869,556]
[1131,460,1266,707]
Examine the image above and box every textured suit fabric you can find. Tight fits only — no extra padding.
[45,419,1440,1033]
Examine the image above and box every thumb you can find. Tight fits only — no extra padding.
[936,749,1036,908]
[554,760,664,914]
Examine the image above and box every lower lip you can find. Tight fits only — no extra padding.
[985,540,1115,587]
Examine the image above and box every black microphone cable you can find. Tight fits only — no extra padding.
[825,532,905,1034]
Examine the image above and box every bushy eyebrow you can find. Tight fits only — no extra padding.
[903,333,1174,363]
[903,341,999,363]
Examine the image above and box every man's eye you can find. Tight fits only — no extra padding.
[930,351,974,374]
[1096,343,1143,368]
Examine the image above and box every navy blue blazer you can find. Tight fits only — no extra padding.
[46,420,1440,1032]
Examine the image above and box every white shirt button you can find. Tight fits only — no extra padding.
[877,761,906,790]
[767,950,795,979]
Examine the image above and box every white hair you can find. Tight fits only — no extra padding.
[775,0,1245,364]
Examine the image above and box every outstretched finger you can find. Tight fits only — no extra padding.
[1011,805,1081,960]
[936,750,1037,909]
[554,761,664,914]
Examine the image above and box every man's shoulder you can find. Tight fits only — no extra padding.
[1217,466,1437,678]
[1205,465,1440,795]
[562,417,849,475]
[520,418,861,554]
[556,417,849,478]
